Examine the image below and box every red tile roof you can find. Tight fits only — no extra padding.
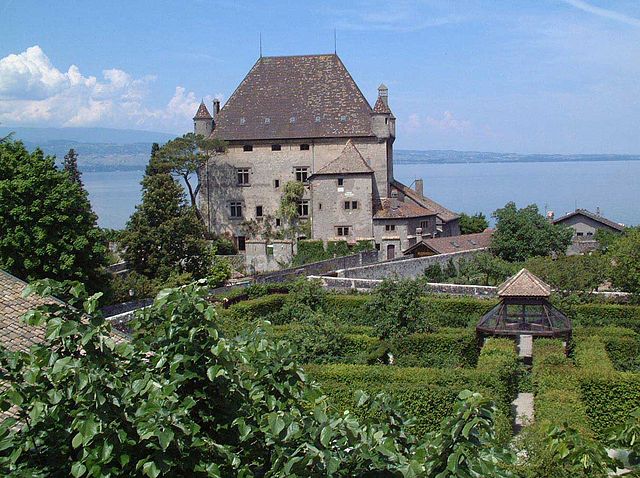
[373,96,392,115]
[374,198,436,219]
[211,54,375,141]
[416,230,493,255]
[391,180,459,222]
[193,101,212,120]
[497,268,551,298]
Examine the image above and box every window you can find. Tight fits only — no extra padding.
[289,116,296,123]
[315,115,321,123]
[385,224,396,232]
[243,144,253,152]
[256,205,263,217]
[264,117,271,124]
[237,236,246,251]
[587,232,594,236]
[344,201,358,210]
[340,115,347,122]
[274,179,280,188]
[230,202,242,218]
[300,144,310,151]
[318,203,322,210]
[275,218,281,227]
[420,220,429,230]
[271,144,281,151]
[297,200,309,217]
[336,226,350,236]
[240,117,246,125]
[375,243,381,251]
[236,168,250,185]
[295,167,309,183]
[337,178,344,186]
[577,232,584,237]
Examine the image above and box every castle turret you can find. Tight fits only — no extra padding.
[371,83,395,139]
[193,100,213,137]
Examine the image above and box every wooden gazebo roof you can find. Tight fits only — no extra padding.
[477,269,571,339]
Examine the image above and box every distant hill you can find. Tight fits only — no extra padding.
[395,149,640,164]
[0,126,179,171]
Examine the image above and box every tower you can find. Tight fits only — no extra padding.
[193,100,213,137]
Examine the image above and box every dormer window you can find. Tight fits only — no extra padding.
[315,115,321,123]
[264,117,271,124]
[271,144,281,151]
[300,144,310,151]
[243,144,253,152]
[240,117,246,125]
[289,116,296,123]
[340,115,347,122]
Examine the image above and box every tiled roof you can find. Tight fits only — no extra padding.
[373,96,392,115]
[391,180,459,222]
[211,54,375,141]
[0,270,127,352]
[193,101,212,120]
[373,198,436,219]
[553,208,624,232]
[312,140,373,176]
[497,268,551,298]
[412,230,493,255]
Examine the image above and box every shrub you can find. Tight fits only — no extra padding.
[421,296,497,328]
[326,240,350,258]
[393,328,479,368]
[575,327,640,371]
[570,303,640,332]
[292,240,327,266]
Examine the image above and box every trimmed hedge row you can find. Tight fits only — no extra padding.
[573,326,640,371]
[570,303,640,332]
[305,338,518,440]
[393,328,479,368]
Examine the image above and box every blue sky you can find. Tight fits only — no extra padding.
[1,0,639,153]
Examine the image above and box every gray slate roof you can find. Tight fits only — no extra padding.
[412,230,493,255]
[212,54,375,141]
[497,268,551,298]
[553,208,624,232]
[194,101,212,120]
[312,140,373,176]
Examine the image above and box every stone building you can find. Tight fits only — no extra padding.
[194,54,459,260]
[552,208,624,255]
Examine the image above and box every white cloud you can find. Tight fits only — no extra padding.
[562,0,640,27]
[0,45,209,132]
[425,111,471,133]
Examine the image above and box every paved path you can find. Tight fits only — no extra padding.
[512,392,534,434]
[518,334,533,358]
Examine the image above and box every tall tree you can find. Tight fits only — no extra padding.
[608,228,640,296]
[490,202,573,262]
[278,180,306,239]
[0,140,107,290]
[62,148,82,186]
[459,212,489,235]
[144,142,161,176]
[155,133,227,228]
[120,166,210,281]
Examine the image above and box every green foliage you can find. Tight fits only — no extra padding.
[207,255,231,288]
[458,212,489,235]
[292,239,328,265]
[155,132,227,228]
[366,279,435,339]
[62,148,82,187]
[570,302,640,332]
[120,170,210,281]
[491,202,573,262]
[393,329,479,368]
[524,254,609,294]
[326,240,351,257]
[0,140,108,292]
[278,180,306,239]
[210,235,237,255]
[353,239,376,252]
[609,228,640,295]
[574,326,640,371]
[423,263,449,283]
[455,253,516,286]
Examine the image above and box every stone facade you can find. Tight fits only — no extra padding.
[194,54,460,266]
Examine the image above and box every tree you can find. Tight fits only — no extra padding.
[155,133,227,229]
[459,212,489,235]
[120,170,210,282]
[62,148,82,187]
[608,228,640,295]
[278,180,306,239]
[524,254,609,294]
[144,142,161,176]
[461,252,515,286]
[491,202,573,262]
[0,140,107,291]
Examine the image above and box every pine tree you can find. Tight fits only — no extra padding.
[63,148,82,187]
[145,142,161,176]
[120,157,210,281]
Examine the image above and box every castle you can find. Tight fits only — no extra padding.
[194,54,459,261]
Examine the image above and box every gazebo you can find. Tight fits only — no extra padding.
[476,268,571,341]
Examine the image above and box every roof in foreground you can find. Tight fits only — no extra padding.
[497,268,551,298]
[408,229,493,255]
[211,54,375,141]
[391,180,459,222]
[312,140,374,176]
[553,208,625,232]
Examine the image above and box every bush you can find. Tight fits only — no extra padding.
[292,240,327,266]
[570,303,640,332]
[421,296,497,328]
[574,327,640,371]
[326,240,350,258]
[393,328,479,368]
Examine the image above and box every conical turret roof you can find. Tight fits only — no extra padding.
[194,101,212,120]
[497,268,551,298]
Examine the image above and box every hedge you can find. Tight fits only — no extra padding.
[421,296,497,328]
[570,303,640,332]
[573,326,640,371]
[306,363,512,441]
[393,328,479,368]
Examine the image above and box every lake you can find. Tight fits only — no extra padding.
[83,160,640,229]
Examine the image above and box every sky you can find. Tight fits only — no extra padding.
[1,0,639,154]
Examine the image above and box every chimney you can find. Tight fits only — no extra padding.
[546,210,554,221]
[378,84,388,107]
[391,190,399,210]
[414,178,424,197]
[212,99,221,123]
[416,227,423,237]
[596,206,601,215]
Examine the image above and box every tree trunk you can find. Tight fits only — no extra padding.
[183,174,210,239]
